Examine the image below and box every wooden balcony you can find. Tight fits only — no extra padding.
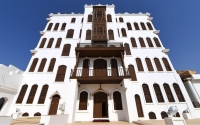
[70,68,130,84]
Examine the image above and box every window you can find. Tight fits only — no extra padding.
[147,22,153,30]
[134,22,140,30]
[131,38,137,47]
[87,15,92,22]
[34,112,41,116]
[27,84,38,104]
[135,95,144,117]
[154,58,163,71]
[146,37,154,47]
[16,85,28,103]
[79,91,88,110]
[124,43,131,55]
[142,84,152,103]
[128,65,137,81]
[140,22,146,30]
[29,58,38,72]
[39,38,47,48]
[121,28,127,37]
[22,113,29,117]
[86,30,91,40]
[38,58,47,72]
[61,23,66,30]
[48,58,56,72]
[0,98,5,111]
[136,58,144,71]
[153,84,164,102]
[139,37,146,47]
[116,18,117,22]
[61,44,71,56]
[47,38,54,48]
[47,23,53,31]
[149,112,156,119]
[153,37,161,47]
[53,23,59,31]
[163,83,175,102]
[38,85,49,104]
[71,18,76,23]
[81,18,83,23]
[162,58,172,71]
[145,58,154,71]
[119,17,123,22]
[108,29,114,40]
[55,38,62,48]
[107,14,112,22]
[55,65,67,81]
[161,111,168,119]
[66,29,74,38]
[117,28,120,37]
[127,23,132,30]
[113,91,123,110]
[173,83,185,102]
[79,29,82,38]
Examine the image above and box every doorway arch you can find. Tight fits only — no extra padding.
[93,59,107,76]
[48,94,60,115]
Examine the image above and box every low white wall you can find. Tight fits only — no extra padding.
[0,116,12,125]
[40,114,69,125]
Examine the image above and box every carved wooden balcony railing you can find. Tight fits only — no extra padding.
[77,42,123,48]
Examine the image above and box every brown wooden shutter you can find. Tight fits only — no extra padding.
[121,28,127,37]
[116,18,117,22]
[147,22,153,30]
[48,58,56,72]
[34,112,41,116]
[27,85,38,104]
[111,59,118,76]
[173,83,185,102]
[79,29,82,38]
[161,111,168,119]
[154,58,163,71]
[47,38,54,48]
[107,14,112,22]
[162,58,172,71]
[153,84,164,102]
[128,65,137,81]
[175,112,180,117]
[55,65,67,81]
[61,23,66,30]
[135,95,144,117]
[146,37,154,47]
[66,29,74,38]
[39,38,47,48]
[82,59,89,77]
[38,85,49,104]
[142,84,152,103]
[119,17,123,22]
[134,23,140,30]
[149,112,157,119]
[81,18,83,23]
[38,58,47,72]
[139,38,146,47]
[131,38,137,47]
[124,43,131,55]
[117,28,120,37]
[22,113,29,116]
[53,23,59,31]
[88,15,92,22]
[113,91,123,110]
[153,38,161,47]
[29,58,38,72]
[108,30,114,40]
[127,23,132,30]
[136,58,144,71]
[48,95,60,115]
[16,85,28,103]
[61,44,71,56]
[71,18,76,23]
[47,23,53,31]
[55,38,62,48]
[145,58,154,71]
[140,22,146,30]
[79,91,88,110]
[163,83,175,102]
[86,30,91,40]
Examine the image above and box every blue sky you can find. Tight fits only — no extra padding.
[0,0,199,73]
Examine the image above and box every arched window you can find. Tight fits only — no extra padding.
[53,23,59,31]
[161,111,168,119]
[146,37,154,47]
[79,29,82,38]
[87,15,92,22]
[71,18,76,23]
[82,59,89,77]
[121,28,127,37]
[134,22,140,30]
[175,112,180,117]
[128,65,137,81]
[153,37,161,47]
[107,14,112,22]
[0,98,5,111]
[61,23,66,30]
[108,29,114,40]
[39,38,47,48]
[38,58,47,72]
[111,59,118,76]
[153,84,164,102]
[136,58,144,71]
[140,22,146,30]
[163,83,175,102]
[135,95,144,117]
[142,84,152,103]
[139,37,146,47]
[47,38,54,48]
[27,84,38,104]
[116,18,117,22]
[34,112,41,116]
[61,44,71,56]
[127,23,132,30]
[124,43,131,55]
[130,38,137,47]
[47,23,53,31]
[55,65,67,81]
[147,22,153,30]
[162,58,172,71]
[29,58,38,72]
[66,29,74,38]
[149,112,156,119]
[113,91,123,110]
[154,58,163,71]
[117,28,120,37]
[79,91,88,110]
[119,17,123,22]
[81,18,83,23]
[16,85,28,103]
[55,38,62,48]
[145,58,154,71]
[173,83,185,102]
[22,112,29,117]
[48,58,56,72]
[38,85,49,104]
[86,30,91,40]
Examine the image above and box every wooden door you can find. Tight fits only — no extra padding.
[111,59,118,76]
[48,95,60,115]
[94,59,107,76]
[82,59,89,77]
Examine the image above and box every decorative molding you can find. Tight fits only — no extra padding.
[177,70,196,79]
[147,17,153,21]
[92,87,109,96]
[146,12,151,16]
[39,31,45,36]
[30,50,37,56]
[153,30,160,35]
[162,49,170,55]
[46,18,51,22]
[49,90,61,99]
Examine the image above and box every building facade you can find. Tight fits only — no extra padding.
[5,4,199,123]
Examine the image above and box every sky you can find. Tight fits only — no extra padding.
[0,0,199,73]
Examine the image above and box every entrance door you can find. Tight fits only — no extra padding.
[93,59,107,76]
[111,59,118,76]
[93,92,108,118]
[48,95,60,115]
[82,59,89,77]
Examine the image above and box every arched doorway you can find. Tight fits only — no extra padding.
[82,59,89,77]
[93,92,108,118]
[48,94,60,115]
[93,59,107,76]
[0,98,5,111]
[111,59,118,76]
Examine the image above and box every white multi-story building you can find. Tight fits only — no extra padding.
[2,4,199,123]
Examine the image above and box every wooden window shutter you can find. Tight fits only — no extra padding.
[134,23,140,30]
[145,58,154,71]
[53,23,59,31]
[135,95,144,117]
[71,18,76,23]
[161,111,168,119]
[88,15,92,22]
[119,17,123,22]
[121,28,127,37]
[146,37,154,47]
[154,58,163,71]
[117,28,120,37]
[79,29,82,38]
[47,38,54,48]
[175,112,180,117]
[108,30,114,40]
[163,83,175,102]
[47,23,53,31]
[113,91,123,110]
[127,23,132,30]
[48,58,56,72]
[140,22,147,30]
[55,65,67,81]
[107,14,112,22]
[55,38,62,48]
[173,83,185,102]
[34,112,41,116]
[136,58,144,71]
[139,38,146,47]
[128,65,137,81]
[38,58,47,72]
[153,38,161,47]
[142,84,152,103]
[86,30,91,40]
[61,23,66,30]
[61,44,71,56]
[16,85,28,103]
[66,29,74,38]
[149,112,157,119]
[116,18,117,22]
[79,91,88,110]
[27,85,38,104]
[29,58,38,72]
[153,84,164,102]
[147,22,153,30]
[38,85,49,104]
[22,113,29,116]
[39,38,47,48]
[131,38,137,47]
[124,43,131,55]
[162,58,172,71]
[81,18,83,23]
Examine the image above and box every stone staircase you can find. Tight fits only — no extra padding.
[11,117,41,125]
